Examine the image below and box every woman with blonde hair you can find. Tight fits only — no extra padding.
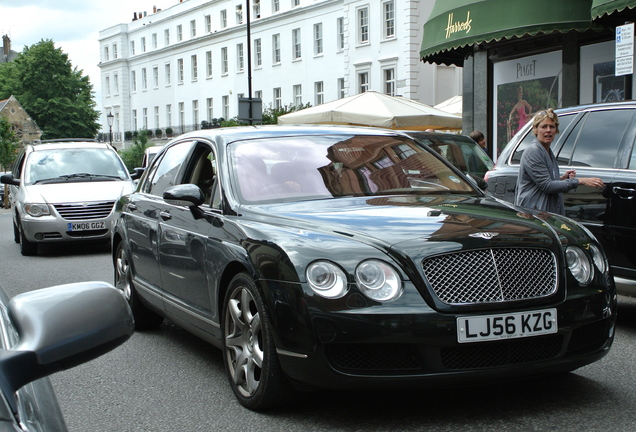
[515,109,604,215]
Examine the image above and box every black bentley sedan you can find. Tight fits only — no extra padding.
[112,125,616,410]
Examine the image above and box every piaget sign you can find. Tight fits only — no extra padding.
[445,11,472,39]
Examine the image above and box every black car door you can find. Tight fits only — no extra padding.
[605,111,636,285]
[607,170,636,281]
[557,108,636,256]
[126,141,195,296]
[158,142,218,333]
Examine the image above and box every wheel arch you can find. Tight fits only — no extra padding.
[111,231,124,265]
[217,261,253,320]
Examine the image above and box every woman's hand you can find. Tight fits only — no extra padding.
[561,170,576,180]
[577,177,604,189]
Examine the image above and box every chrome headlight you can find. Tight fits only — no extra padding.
[24,203,51,217]
[355,260,402,302]
[306,261,348,299]
[589,243,608,274]
[565,246,593,285]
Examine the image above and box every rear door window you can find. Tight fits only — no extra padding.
[556,114,586,165]
[510,113,576,164]
[558,109,634,168]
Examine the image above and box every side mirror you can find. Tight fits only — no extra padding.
[164,184,207,220]
[465,173,488,191]
[131,167,145,181]
[164,184,205,207]
[0,174,19,186]
[0,282,134,412]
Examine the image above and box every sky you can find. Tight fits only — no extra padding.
[0,0,177,124]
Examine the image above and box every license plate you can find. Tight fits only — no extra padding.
[457,308,557,343]
[67,221,106,231]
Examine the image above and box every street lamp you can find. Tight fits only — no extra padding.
[106,112,114,146]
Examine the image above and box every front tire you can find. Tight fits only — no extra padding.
[114,241,163,330]
[222,272,295,410]
[13,220,19,243]
[19,224,37,256]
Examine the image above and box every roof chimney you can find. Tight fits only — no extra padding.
[153,6,157,13]
[133,12,138,21]
[2,35,10,57]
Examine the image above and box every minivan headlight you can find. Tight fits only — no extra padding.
[24,203,51,217]
[566,246,593,285]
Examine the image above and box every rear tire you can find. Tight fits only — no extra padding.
[114,241,164,330]
[19,224,37,256]
[222,272,296,410]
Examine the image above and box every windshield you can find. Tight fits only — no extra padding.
[408,133,494,178]
[24,148,129,185]
[230,134,475,203]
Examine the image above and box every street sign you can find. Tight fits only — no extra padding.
[616,23,634,76]
[238,97,262,123]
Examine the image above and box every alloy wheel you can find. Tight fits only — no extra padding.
[224,285,264,398]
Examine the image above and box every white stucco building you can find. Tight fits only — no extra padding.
[98,0,461,142]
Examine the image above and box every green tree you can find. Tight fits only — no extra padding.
[0,116,18,171]
[0,116,19,208]
[0,39,100,140]
[261,102,312,124]
[215,103,313,128]
[119,130,150,171]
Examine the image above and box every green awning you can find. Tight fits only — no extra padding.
[421,0,597,66]
[591,0,636,19]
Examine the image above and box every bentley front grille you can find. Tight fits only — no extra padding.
[422,248,557,305]
[54,201,116,220]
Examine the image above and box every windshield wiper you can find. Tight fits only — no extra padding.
[32,173,121,184]
[59,173,94,179]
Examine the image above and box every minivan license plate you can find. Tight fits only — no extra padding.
[68,221,106,231]
[457,308,557,343]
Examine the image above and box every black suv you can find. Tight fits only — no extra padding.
[485,101,636,295]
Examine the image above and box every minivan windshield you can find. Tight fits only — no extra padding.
[24,148,129,185]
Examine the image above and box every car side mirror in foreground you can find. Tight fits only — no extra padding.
[0,282,134,413]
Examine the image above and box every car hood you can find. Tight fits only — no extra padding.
[25,181,134,204]
[241,194,576,255]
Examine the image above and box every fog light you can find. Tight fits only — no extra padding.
[35,233,43,240]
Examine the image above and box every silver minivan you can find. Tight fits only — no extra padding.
[1,139,135,255]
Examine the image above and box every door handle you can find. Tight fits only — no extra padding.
[612,186,636,199]
[127,203,138,211]
[160,210,172,220]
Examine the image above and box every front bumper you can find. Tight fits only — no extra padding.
[261,279,616,391]
[19,214,113,243]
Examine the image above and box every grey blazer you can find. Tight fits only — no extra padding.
[515,140,578,215]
